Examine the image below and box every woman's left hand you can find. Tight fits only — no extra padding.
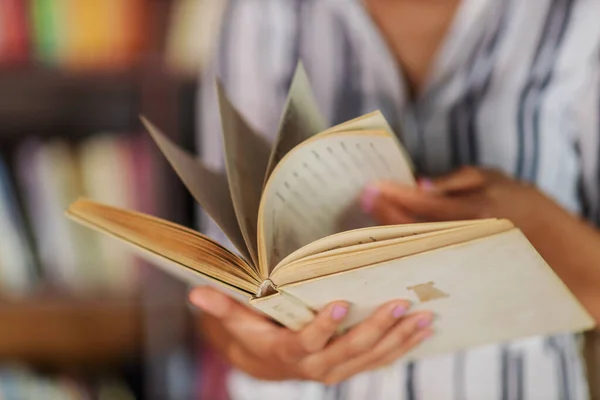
[361,166,556,233]
[361,166,600,325]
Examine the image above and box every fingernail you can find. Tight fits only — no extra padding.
[187,298,201,314]
[189,293,208,311]
[360,185,379,214]
[392,304,408,318]
[331,305,348,321]
[417,316,432,329]
[418,178,433,192]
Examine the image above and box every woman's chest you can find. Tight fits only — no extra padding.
[363,0,461,96]
[301,0,599,210]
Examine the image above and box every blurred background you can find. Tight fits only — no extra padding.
[0,0,224,398]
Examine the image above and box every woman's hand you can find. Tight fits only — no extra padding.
[190,287,433,384]
[361,166,600,324]
[361,166,551,229]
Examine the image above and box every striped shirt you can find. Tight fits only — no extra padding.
[197,0,600,399]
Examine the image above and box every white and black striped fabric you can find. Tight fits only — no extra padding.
[197,0,600,398]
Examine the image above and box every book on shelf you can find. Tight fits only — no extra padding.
[63,0,146,70]
[2,0,145,69]
[67,64,594,360]
[14,134,158,293]
[0,155,36,295]
[0,0,30,64]
[79,135,141,291]
[0,366,134,399]
[165,0,227,76]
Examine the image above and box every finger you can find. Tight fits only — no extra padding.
[226,342,293,381]
[190,287,275,342]
[199,313,233,353]
[323,312,433,384]
[373,327,433,369]
[362,184,421,224]
[277,301,349,362]
[202,311,295,381]
[422,166,487,194]
[303,300,411,375]
[189,286,239,318]
[370,194,418,225]
[376,183,477,221]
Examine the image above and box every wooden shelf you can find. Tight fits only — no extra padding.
[0,293,143,368]
[0,66,140,137]
[0,64,197,139]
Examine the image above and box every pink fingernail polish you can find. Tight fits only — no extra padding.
[417,317,432,329]
[360,185,379,214]
[332,305,348,321]
[419,178,433,192]
[393,305,407,318]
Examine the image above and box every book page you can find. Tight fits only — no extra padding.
[216,82,272,267]
[257,131,415,275]
[264,63,327,186]
[278,229,594,360]
[320,110,394,135]
[67,198,261,294]
[271,220,513,286]
[141,117,252,263]
[273,219,493,272]
[321,110,414,171]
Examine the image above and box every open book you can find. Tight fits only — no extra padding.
[67,65,593,360]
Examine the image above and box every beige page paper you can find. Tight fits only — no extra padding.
[264,64,327,185]
[321,110,394,135]
[216,82,272,267]
[278,229,594,358]
[258,131,415,274]
[322,110,414,171]
[141,117,251,262]
[272,219,494,274]
[66,206,256,299]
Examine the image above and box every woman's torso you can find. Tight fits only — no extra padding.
[198,0,600,398]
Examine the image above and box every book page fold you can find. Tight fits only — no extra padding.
[264,63,327,185]
[216,82,272,267]
[140,117,251,262]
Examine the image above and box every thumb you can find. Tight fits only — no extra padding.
[189,286,236,318]
[420,167,487,194]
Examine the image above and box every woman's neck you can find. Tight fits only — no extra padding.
[363,0,461,97]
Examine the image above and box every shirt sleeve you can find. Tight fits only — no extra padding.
[195,0,301,245]
[574,50,600,225]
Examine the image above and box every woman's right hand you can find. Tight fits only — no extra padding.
[190,287,434,385]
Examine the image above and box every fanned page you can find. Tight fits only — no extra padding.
[140,118,251,263]
[273,219,495,272]
[264,64,327,186]
[258,130,415,274]
[322,110,414,171]
[66,199,261,294]
[216,83,273,267]
[321,110,395,135]
[271,219,514,286]
[264,229,594,358]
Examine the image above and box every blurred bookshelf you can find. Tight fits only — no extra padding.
[0,0,221,398]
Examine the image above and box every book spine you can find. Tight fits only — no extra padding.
[250,290,315,331]
[30,0,57,64]
[0,0,30,64]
